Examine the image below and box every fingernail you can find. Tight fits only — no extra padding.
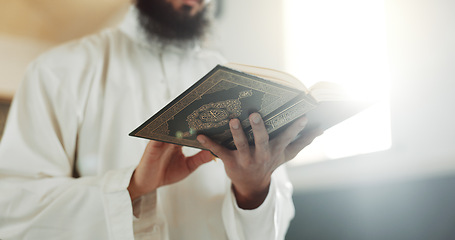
[252,114,261,124]
[231,121,239,130]
[197,136,206,144]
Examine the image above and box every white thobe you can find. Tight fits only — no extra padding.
[0,7,295,240]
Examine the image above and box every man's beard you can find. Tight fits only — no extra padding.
[136,0,209,44]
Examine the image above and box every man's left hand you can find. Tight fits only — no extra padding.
[197,113,322,209]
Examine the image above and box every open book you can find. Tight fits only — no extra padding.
[130,63,371,150]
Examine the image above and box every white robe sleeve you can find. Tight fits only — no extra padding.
[221,166,295,240]
[0,62,145,239]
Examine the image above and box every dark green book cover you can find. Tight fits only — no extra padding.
[129,64,370,150]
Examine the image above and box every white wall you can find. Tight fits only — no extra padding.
[387,0,455,156]
[212,0,285,70]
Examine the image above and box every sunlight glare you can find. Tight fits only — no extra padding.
[283,0,392,164]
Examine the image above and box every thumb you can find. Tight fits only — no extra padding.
[186,150,216,172]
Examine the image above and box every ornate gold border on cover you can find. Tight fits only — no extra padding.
[245,97,317,142]
[136,68,303,146]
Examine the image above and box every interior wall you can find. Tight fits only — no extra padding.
[387,0,455,157]
[212,0,285,70]
[0,0,129,43]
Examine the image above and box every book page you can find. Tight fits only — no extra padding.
[309,81,351,102]
[224,62,308,92]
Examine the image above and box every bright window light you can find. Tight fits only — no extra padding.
[283,0,391,165]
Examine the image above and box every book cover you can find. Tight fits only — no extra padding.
[129,65,317,150]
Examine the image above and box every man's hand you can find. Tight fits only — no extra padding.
[197,113,322,209]
[127,141,214,201]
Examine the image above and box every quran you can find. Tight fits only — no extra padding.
[129,63,371,150]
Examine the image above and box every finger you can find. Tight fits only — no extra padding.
[160,143,182,161]
[142,140,165,161]
[196,134,232,161]
[285,129,323,160]
[186,150,215,172]
[271,116,308,153]
[249,113,270,157]
[229,118,251,157]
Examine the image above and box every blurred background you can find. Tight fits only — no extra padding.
[1,0,455,239]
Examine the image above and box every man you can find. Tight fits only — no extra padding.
[0,0,322,239]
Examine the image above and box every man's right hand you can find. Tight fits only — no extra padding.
[127,141,214,201]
